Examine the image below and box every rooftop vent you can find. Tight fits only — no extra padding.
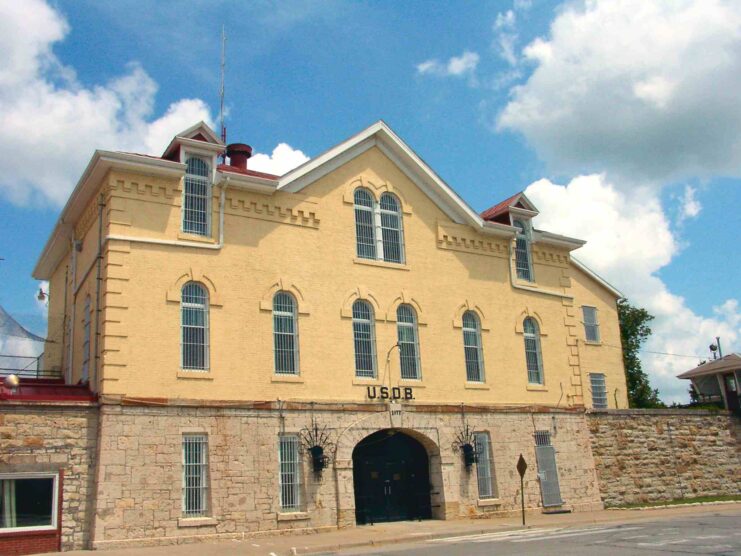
[226,143,252,171]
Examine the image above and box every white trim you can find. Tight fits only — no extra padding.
[215,171,277,194]
[571,257,623,298]
[0,472,59,533]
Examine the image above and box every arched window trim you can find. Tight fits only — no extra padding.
[513,219,533,282]
[353,188,406,264]
[181,282,209,371]
[352,300,377,379]
[273,291,300,376]
[523,317,544,384]
[462,311,485,383]
[396,304,421,380]
[182,156,212,236]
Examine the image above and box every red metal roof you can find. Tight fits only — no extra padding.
[216,164,279,180]
[480,192,522,221]
[0,379,97,402]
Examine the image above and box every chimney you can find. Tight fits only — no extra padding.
[226,143,253,171]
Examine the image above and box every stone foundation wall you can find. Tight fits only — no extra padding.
[0,402,98,551]
[587,409,741,507]
[91,402,602,549]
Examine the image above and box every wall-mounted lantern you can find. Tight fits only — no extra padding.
[299,417,335,476]
[452,421,478,469]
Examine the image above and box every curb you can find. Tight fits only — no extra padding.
[607,500,741,512]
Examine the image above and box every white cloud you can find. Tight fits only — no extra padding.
[678,185,701,223]
[498,0,741,183]
[0,0,213,207]
[416,51,480,83]
[524,175,740,403]
[249,143,309,176]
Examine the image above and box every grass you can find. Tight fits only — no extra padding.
[609,494,741,509]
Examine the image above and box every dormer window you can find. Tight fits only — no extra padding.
[183,156,211,236]
[513,219,533,282]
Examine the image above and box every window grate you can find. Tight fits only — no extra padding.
[380,194,404,264]
[523,318,544,384]
[589,373,608,409]
[396,304,421,380]
[474,432,497,499]
[513,220,533,281]
[534,430,551,447]
[352,188,405,264]
[582,306,600,342]
[273,292,299,375]
[181,283,209,370]
[462,311,484,382]
[182,434,208,517]
[279,435,301,512]
[183,157,211,236]
[354,189,377,260]
[352,300,377,378]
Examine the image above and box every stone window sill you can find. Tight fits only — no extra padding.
[353,378,381,386]
[477,498,502,507]
[272,374,304,384]
[178,517,218,528]
[353,258,410,271]
[398,380,425,388]
[177,370,213,380]
[177,231,216,244]
[526,384,548,392]
[277,512,309,522]
[464,382,489,390]
[583,340,602,346]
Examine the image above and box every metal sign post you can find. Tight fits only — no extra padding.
[517,454,528,526]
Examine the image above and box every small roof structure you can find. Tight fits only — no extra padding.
[677,353,741,380]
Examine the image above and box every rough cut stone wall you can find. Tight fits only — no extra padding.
[91,403,601,549]
[587,409,741,507]
[0,402,98,551]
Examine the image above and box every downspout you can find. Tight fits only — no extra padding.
[92,193,105,391]
[67,236,78,383]
[219,176,229,247]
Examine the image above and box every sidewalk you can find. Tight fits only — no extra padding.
[62,502,741,556]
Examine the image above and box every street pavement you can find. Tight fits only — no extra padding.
[343,509,741,556]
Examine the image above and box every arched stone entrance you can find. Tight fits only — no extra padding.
[352,429,433,524]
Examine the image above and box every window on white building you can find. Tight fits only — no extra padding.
[352,189,405,264]
[473,432,497,499]
[523,317,544,384]
[182,434,209,517]
[278,435,302,512]
[590,373,608,409]
[183,157,211,236]
[273,292,299,375]
[82,295,91,381]
[397,304,421,380]
[181,282,209,370]
[582,306,600,343]
[513,219,533,281]
[462,311,484,382]
[352,300,377,378]
[0,473,58,531]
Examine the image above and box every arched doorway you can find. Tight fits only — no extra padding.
[352,429,432,524]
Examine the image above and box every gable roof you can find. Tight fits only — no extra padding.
[161,121,224,160]
[480,191,539,221]
[677,353,741,379]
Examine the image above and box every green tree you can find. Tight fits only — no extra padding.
[617,298,665,408]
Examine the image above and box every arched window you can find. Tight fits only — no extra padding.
[380,193,404,263]
[396,304,420,380]
[273,292,299,375]
[82,296,91,381]
[352,300,377,378]
[181,282,209,370]
[183,157,211,236]
[354,188,377,260]
[523,317,543,384]
[462,311,484,382]
[513,219,533,281]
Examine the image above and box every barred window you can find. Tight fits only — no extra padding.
[352,300,377,378]
[82,296,91,381]
[380,193,404,264]
[513,219,533,282]
[590,373,608,409]
[273,292,299,375]
[582,306,600,342]
[181,283,209,370]
[182,434,208,517]
[523,317,544,384]
[279,435,302,512]
[474,432,496,499]
[462,311,484,382]
[183,157,211,236]
[397,304,421,380]
[354,188,377,260]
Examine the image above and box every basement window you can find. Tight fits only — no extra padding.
[0,473,58,532]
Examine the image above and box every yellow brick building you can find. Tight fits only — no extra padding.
[26,121,629,548]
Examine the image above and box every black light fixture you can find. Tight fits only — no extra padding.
[452,419,478,469]
[299,416,335,476]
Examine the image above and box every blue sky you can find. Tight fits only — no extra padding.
[0,0,739,401]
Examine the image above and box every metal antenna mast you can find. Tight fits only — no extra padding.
[219,25,227,158]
